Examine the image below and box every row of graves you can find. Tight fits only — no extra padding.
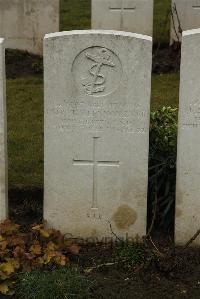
[0,25,200,245]
[0,1,200,54]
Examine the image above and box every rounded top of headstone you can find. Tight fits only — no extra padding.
[183,28,200,37]
[0,38,5,44]
[44,30,152,42]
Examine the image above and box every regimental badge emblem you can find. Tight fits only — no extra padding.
[72,46,122,97]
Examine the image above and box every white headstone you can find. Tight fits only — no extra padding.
[176,29,200,246]
[92,0,153,37]
[0,38,7,221]
[44,30,152,240]
[0,0,59,55]
[171,0,200,44]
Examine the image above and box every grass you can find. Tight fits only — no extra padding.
[60,0,171,45]
[60,0,91,31]
[115,242,145,268]
[16,268,91,299]
[7,76,43,190]
[154,0,171,45]
[151,72,180,110]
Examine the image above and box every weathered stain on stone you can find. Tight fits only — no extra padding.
[112,204,137,230]
[176,189,183,204]
[90,229,98,237]
[176,208,182,218]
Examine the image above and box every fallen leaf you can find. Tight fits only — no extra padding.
[0,282,9,294]
[68,244,80,255]
[30,244,42,255]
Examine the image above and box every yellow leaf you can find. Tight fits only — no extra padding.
[30,244,42,255]
[68,244,80,255]
[32,224,42,231]
[9,235,25,246]
[46,241,57,251]
[10,259,20,270]
[0,270,8,280]
[0,282,9,294]
[43,251,56,264]
[0,220,20,235]
[0,262,15,275]
[40,229,50,238]
[55,255,68,266]
[0,240,7,250]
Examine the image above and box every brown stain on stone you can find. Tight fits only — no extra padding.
[176,208,182,218]
[90,229,98,237]
[176,189,183,204]
[112,205,137,230]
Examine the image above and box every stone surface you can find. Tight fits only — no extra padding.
[0,38,7,221]
[171,0,200,43]
[92,0,153,36]
[0,0,59,55]
[176,28,200,246]
[44,30,152,240]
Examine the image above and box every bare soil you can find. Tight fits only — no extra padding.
[5,45,181,79]
[81,243,200,299]
[8,192,200,299]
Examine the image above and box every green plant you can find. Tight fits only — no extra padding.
[0,220,80,295]
[148,107,178,233]
[115,243,145,268]
[16,268,91,299]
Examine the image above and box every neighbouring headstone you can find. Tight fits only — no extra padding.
[92,0,153,36]
[0,38,7,221]
[176,28,200,246]
[171,0,200,44]
[44,30,152,240]
[0,0,59,55]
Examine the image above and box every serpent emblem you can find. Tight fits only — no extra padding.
[82,48,116,95]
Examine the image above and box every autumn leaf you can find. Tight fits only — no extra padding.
[43,251,57,264]
[0,270,8,280]
[30,244,42,255]
[32,224,43,231]
[0,219,82,293]
[0,282,9,294]
[0,235,4,241]
[13,246,25,258]
[55,254,68,266]
[0,220,20,235]
[40,229,50,238]
[0,240,7,251]
[9,235,25,246]
[24,252,35,260]
[0,262,15,275]
[68,244,81,255]
[46,241,58,252]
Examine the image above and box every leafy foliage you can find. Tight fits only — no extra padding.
[115,243,145,268]
[16,268,91,299]
[148,107,177,233]
[0,220,80,295]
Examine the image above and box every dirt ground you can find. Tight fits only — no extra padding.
[8,193,200,299]
[80,242,200,299]
[152,43,181,74]
[5,45,181,79]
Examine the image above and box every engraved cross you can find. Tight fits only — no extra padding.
[109,1,136,14]
[109,1,136,29]
[192,2,200,9]
[73,137,120,217]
